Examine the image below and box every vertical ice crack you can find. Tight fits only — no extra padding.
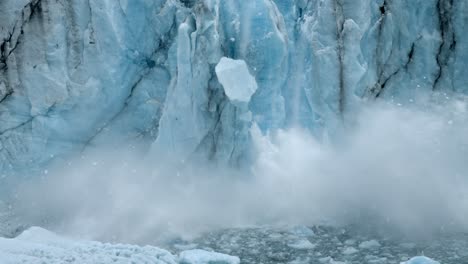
[0,0,43,102]
[368,0,417,98]
[375,42,416,98]
[334,0,345,114]
[0,0,43,62]
[366,0,389,98]
[434,0,456,90]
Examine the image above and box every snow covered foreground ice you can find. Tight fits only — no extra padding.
[401,256,440,264]
[0,227,239,264]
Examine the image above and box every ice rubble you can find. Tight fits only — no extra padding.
[0,0,467,171]
[0,226,443,264]
[0,227,240,264]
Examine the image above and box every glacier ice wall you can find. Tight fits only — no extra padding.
[0,0,467,171]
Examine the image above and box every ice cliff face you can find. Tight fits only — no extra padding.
[0,0,467,171]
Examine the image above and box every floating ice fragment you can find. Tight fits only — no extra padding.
[319,257,346,264]
[401,256,441,264]
[342,246,359,255]
[174,243,198,251]
[179,249,240,264]
[358,240,381,249]
[287,239,316,250]
[289,226,315,237]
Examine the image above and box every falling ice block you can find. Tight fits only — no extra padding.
[215,57,258,103]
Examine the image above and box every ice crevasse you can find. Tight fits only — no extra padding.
[0,0,467,171]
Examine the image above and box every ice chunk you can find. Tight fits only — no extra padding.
[287,239,316,250]
[179,249,240,264]
[358,239,381,249]
[319,257,346,264]
[289,225,315,237]
[342,246,359,255]
[215,57,258,103]
[401,256,440,264]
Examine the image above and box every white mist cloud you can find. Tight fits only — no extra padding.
[9,96,468,244]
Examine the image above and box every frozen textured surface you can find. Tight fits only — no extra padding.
[0,0,467,170]
[0,227,177,264]
[0,227,242,264]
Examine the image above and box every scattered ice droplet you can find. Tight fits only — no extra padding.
[44,170,48,175]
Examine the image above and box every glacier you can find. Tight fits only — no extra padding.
[1,1,467,263]
[0,0,467,172]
